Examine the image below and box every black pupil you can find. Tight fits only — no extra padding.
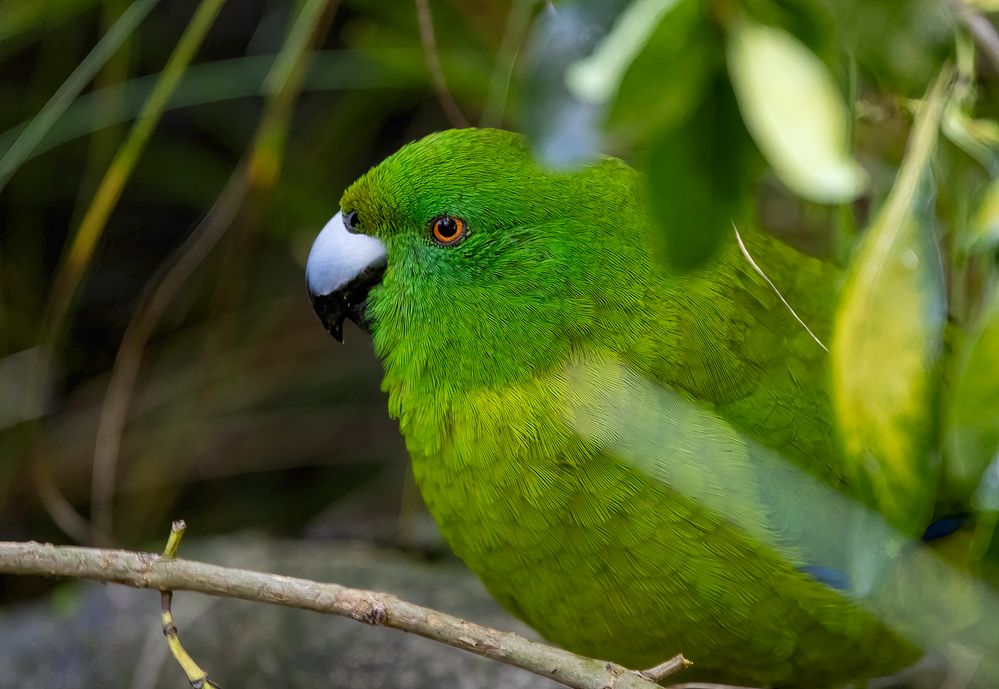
[437,217,458,238]
[345,210,359,230]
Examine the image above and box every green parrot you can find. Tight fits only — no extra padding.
[305,128,990,688]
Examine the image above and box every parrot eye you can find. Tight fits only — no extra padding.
[431,215,467,246]
[344,210,360,232]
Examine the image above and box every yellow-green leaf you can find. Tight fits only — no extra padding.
[566,0,682,106]
[966,0,999,11]
[948,286,999,500]
[727,18,867,203]
[831,70,951,536]
[968,177,999,254]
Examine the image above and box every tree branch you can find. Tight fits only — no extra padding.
[0,540,679,689]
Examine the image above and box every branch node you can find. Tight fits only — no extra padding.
[351,597,389,625]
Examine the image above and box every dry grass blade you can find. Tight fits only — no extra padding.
[38,0,228,363]
[0,0,160,193]
[32,454,93,545]
[415,0,469,128]
[250,0,338,186]
[89,0,338,544]
[89,171,251,545]
[481,0,537,128]
[20,0,228,546]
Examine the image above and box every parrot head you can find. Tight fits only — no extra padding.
[306,128,651,391]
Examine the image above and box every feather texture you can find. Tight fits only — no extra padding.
[328,128,982,687]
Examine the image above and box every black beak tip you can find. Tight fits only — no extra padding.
[308,263,384,344]
[329,319,344,344]
[309,290,346,344]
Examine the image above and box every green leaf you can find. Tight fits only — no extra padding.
[0,0,98,46]
[796,0,954,96]
[942,31,999,178]
[0,51,406,168]
[566,0,684,106]
[604,0,715,141]
[948,287,999,500]
[644,75,756,270]
[968,178,999,255]
[0,0,161,192]
[727,17,867,203]
[831,69,952,536]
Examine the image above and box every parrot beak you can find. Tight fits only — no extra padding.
[306,211,387,342]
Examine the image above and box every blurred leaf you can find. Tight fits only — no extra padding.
[566,356,999,651]
[948,286,999,499]
[0,348,53,429]
[520,0,630,166]
[262,0,330,97]
[0,52,409,164]
[943,31,999,177]
[968,178,999,255]
[831,70,951,538]
[566,0,681,105]
[645,75,755,270]
[604,0,716,142]
[976,458,999,519]
[798,0,954,96]
[0,0,160,193]
[44,0,229,351]
[0,0,98,45]
[728,18,867,203]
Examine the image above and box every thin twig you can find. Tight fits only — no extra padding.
[666,684,758,689]
[642,653,692,682]
[0,539,667,689]
[158,521,220,688]
[130,585,218,689]
[952,0,999,73]
[414,0,469,127]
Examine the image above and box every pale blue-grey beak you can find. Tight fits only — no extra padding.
[306,211,387,342]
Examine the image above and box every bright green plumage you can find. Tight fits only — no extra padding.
[329,128,983,687]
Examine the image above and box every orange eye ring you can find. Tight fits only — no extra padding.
[431,215,467,245]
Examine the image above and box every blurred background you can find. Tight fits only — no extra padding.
[0,0,460,559]
[1,0,998,686]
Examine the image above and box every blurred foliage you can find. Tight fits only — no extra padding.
[832,71,949,540]
[0,0,997,661]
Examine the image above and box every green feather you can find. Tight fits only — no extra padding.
[331,128,987,687]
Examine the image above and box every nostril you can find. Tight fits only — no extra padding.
[345,210,360,232]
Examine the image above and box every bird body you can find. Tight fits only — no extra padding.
[305,128,966,687]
